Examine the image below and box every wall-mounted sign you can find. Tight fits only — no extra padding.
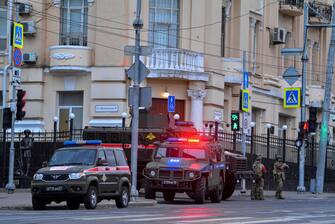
[95,105,119,113]
[214,111,223,121]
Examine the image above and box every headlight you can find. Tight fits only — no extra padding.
[149,170,156,177]
[33,173,43,181]
[69,173,84,180]
[188,172,195,178]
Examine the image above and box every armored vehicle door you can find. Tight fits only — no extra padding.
[105,149,119,193]
[208,146,221,189]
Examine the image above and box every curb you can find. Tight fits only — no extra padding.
[0,200,157,211]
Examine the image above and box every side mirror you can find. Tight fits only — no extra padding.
[97,159,108,166]
[42,161,48,168]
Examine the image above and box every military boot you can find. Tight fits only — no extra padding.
[259,189,264,200]
[279,191,285,199]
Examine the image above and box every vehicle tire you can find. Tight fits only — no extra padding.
[67,200,80,210]
[144,180,156,199]
[210,177,223,203]
[194,177,206,204]
[186,192,195,199]
[222,171,236,200]
[115,186,130,208]
[163,191,175,202]
[84,185,98,209]
[32,196,46,210]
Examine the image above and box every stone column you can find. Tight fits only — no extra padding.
[187,89,206,131]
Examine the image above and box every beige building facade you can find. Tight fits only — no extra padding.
[0,0,334,139]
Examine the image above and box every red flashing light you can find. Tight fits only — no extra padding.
[100,143,156,149]
[188,139,200,143]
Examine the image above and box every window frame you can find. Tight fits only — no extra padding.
[0,0,7,52]
[149,0,180,48]
[60,0,88,46]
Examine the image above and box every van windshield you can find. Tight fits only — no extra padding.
[155,147,206,160]
[48,149,96,166]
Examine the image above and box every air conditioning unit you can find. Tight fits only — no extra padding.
[23,52,38,64]
[272,27,287,44]
[21,21,37,35]
[17,3,32,15]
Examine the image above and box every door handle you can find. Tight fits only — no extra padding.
[116,167,120,171]
[105,167,110,171]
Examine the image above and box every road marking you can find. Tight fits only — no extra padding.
[238,217,298,224]
[77,214,161,221]
[179,217,252,223]
[126,214,209,222]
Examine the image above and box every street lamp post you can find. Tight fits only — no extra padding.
[266,123,272,190]
[282,125,288,162]
[69,113,75,141]
[53,116,58,150]
[250,122,256,169]
[121,112,128,129]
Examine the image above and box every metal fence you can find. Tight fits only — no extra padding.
[0,129,334,191]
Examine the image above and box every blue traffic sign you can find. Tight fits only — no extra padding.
[13,48,22,67]
[243,72,249,88]
[283,88,301,108]
[168,95,175,113]
[241,89,250,112]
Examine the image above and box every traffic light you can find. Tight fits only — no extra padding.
[231,112,240,131]
[16,89,26,120]
[298,121,309,141]
[2,107,12,129]
[308,107,317,133]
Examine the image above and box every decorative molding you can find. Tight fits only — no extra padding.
[49,66,91,73]
[50,53,75,60]
[188,89,207,101]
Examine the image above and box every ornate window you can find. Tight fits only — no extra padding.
[60,0,88,46]
[149,0,180,48]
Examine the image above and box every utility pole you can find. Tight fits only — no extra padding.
[5,0,20,193]
[297,2,309,193]
[130,0,143,201]
[241,51,247,193]
[316,4,335,194]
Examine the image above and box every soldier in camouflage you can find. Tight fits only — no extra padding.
[251,155,267,200]
[273,155,289,199]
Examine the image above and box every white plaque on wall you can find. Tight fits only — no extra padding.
[95,105,119,113]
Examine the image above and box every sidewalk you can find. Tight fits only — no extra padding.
[232,189,335,200]
[0,189,156,210]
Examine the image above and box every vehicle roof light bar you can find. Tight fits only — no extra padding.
[64,140,102,146]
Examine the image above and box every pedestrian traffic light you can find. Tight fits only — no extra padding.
[308,107,317,133]
[298,121,305,141]
[231,112,240,131]
[2,107,12,129]
[16,89,26,120]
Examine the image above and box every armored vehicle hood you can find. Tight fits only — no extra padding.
[36,165,93,174]
[146,157,209,171]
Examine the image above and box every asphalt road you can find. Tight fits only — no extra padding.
[1,195,335,224]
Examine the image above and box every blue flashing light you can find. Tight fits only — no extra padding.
[166,137,188,143]
[64,140,102,146]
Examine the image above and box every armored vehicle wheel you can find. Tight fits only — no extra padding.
[144,180,156,199]
[67,200,80,210]
[222,171,236,200]
[163,191,175,202]
[210,177,223,203]
[32,197,46,210]
[186,192,195,199]
[194,177,206,204]
[84,185,98,209]
[115,186,130,208]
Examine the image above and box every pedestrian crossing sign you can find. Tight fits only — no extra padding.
[241,89,250,113]
[283,88,301,108]
[13,22,24,49]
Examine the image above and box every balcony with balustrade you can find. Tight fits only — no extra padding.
[142,48,208,81]
[279,0,304,17]
[308,1,332,24]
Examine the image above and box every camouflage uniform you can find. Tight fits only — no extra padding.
[273,156,289,199]
[251,155,266,200]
